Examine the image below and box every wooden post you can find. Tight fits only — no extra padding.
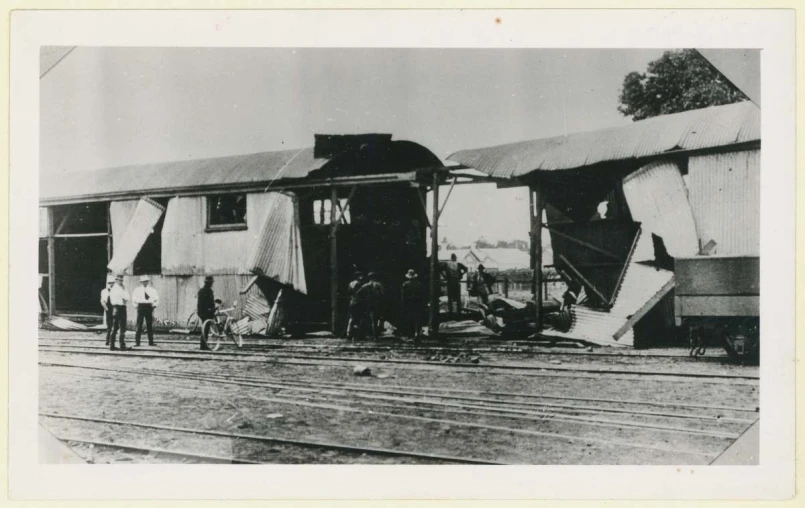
[529,189,536,299]
[503,276,509,298]
[106,203,113,263]
[330,187,339,334]
[46,207,56,316]
[428,170,440,339]
[532,185,546,329]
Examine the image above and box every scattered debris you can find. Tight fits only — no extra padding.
[353,365,372,376]
[265,413,284,419]
[376,372,395,379]
[237,421,253,430]
[550,359,563,365]
[47,317,88,331]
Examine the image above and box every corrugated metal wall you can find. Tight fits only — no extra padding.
[688,149,760,255]
[622,160,700,261]
[161,192,277,275]
[118,274,255,327]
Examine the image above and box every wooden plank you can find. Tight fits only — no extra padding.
[53,232,109,238]
[676,296,760,317]
[437,177,457,219]
[47,207,56,316]
[556,254,609,308]
[416,188,431,228]
[532,186,545,327]
[330,187,339,333]
[613,278,676,340]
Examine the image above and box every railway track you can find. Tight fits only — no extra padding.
[39,333,733,359]
[43,361,755,459]
[41,413,503,465]
[38,344,760,382]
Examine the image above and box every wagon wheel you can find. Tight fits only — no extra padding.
[202,319,223,351]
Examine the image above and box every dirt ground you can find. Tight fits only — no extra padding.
[38,326,759,465]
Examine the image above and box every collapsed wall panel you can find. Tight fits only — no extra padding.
[246,192,307,294]
[107,197,165,274]
[622,160,700,260]
[543,232,674,347]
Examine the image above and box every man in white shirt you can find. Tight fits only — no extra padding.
[100,274,115,346]
[109,274,131,351]
[132,275,159,347]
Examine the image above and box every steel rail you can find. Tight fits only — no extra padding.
[51,436,261,464]
[44,362,752,438]
[40,413,503,465]
[38,344,760,381]
[38,336,734,360]
[41,359,758,413]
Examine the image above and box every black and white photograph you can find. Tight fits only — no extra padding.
[8,8,796,501]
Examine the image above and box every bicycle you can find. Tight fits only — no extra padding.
[186,311,201,334]
[201,302,243,351]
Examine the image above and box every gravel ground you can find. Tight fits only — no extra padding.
[38,329,759,465]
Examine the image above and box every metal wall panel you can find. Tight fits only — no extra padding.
[119,274,253,327]
[161,192,278,275]
[688,149,760,255]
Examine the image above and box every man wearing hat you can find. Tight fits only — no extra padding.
[197,276,216,350]
[108,274,131,351]
[400,269,424,340]
[100,274,115,346]
[132,275,160,346]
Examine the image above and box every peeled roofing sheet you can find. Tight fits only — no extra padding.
[447,101,759,178]
[543,232,675,347]
[107,197,165,274]
[622,160,700,260]
[246,193,307,294]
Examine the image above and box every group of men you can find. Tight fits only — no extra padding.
[101,273,220,351]
[100,273,159,350]
[346,270,426,340]
[344,257,496,340]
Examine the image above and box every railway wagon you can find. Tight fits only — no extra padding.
[674,255,759,362]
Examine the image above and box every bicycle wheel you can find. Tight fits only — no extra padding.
[186,312,201,333]
[225,322,243,349]
[202,319,223,351]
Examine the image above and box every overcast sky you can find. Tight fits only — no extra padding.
[40,47,669,245]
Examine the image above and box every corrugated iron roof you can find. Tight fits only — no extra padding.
[40,147,328,203]
[447,101,759,179]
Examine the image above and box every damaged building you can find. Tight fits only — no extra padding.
[448,101,760,348]
[39,134,444,333]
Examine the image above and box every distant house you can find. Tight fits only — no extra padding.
[438,245,532,272]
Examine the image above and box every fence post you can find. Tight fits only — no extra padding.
[503,276,509,298]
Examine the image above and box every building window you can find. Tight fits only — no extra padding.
[207,194,247,231]
[313,198,350,225]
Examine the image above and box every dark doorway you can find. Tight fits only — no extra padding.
[54,236,108,314]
